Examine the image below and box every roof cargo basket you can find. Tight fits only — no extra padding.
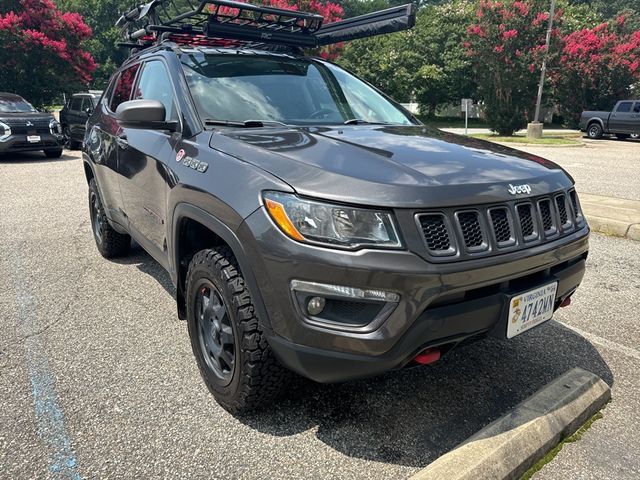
[117,0,417,51]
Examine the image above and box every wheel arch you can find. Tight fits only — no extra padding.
[587,118,605,130]
[171,203,271,330]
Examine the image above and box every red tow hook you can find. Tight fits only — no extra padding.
[560,296,572,308]
[414,348,441,365]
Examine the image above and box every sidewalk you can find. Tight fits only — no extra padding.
[580,193,640,241]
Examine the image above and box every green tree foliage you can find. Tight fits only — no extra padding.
[338,0,476,115]
[466,0,563,136]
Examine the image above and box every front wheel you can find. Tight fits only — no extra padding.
[88,179,130,258]
[587,123,603,139]
[186,247,289,414]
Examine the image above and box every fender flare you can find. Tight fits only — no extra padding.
[587,118,605,131]
[170,203,272,330]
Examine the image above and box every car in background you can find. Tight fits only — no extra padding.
[579,100,640,140]
[60,92,102,149]
[0,92,65,158]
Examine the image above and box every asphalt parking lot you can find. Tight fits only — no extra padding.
[1,149,639,479]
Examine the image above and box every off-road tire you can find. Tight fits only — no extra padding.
[616,134,630,140]
[587,122,603,139]
[88,178,130,258]
[186,247,289,414]
[44,148,63,158]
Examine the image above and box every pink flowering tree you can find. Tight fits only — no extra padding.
[551,16,640,127]
[466,0,563,135]
[0,0,96,107]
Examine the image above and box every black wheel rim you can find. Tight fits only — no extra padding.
[90,192,103,243]
[195,281,235,384]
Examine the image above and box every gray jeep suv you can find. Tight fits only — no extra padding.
[83,1,589,413]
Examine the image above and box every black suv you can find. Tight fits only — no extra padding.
[0,92,65,158]
[60,92,102,149]
[84,1,589,413]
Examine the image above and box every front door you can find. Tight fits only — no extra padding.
[117,59,180,266]
[610,101,635,134]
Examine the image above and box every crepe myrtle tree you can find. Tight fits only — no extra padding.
[466,0,563,136]
[0,0,96,107]
[550,16,640,127]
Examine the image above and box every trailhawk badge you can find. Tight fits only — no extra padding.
[508,184,532,195]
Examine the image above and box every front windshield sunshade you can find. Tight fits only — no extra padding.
[181,54,414,127]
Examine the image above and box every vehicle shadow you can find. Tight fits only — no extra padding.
[0,150,79,163]
[236,321,612,468]
[113,249,612,468]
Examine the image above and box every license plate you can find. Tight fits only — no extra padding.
[507,282,558,339]
[27,135,41,143]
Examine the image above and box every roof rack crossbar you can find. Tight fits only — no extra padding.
[117,1,417,52]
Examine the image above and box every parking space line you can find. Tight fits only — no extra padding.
[561,323,640,361]
[11,260,81,480]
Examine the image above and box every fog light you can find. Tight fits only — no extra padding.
[307,296,326,316]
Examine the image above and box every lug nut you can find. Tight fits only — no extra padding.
[307,296,326,316]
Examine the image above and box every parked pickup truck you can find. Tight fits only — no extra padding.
[580,100,640,139]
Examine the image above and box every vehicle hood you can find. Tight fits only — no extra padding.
[210,125,574,208]
[0,111,55,121]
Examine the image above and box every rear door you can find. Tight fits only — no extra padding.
[68,96,83,140]
[609,101,634,133]
[117,59,180,264]
[632,102,640,135]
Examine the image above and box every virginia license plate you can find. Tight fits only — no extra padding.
[27,135,41,143]
[507,282,558,339]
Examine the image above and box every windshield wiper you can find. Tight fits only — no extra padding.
[204,119,287,128]
[343,118,391,125]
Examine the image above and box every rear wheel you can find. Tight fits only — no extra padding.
[186,247,289,414]
[88,178,130,258]
[587,123,603,139]
[44,148,63,158]
[616,133,630,140]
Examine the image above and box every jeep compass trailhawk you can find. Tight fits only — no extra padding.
[83,1,589,413]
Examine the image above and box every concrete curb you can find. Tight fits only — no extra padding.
[409,368,611,480]
[579,193,640,242]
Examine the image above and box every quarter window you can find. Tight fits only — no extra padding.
[110,64,141,112]
[133,61,177,122]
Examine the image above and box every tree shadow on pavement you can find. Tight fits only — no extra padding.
[108,249,612,468]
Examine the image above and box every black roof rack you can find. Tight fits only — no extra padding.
[117,0,417,51]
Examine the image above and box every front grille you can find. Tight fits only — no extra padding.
[5,118,51,134]
[416,188,585,262]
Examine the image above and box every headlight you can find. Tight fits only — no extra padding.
[263,191,402,249]
[49,119,62,135]
[0,121,11,142]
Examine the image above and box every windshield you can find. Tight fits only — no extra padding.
[0,97,36,113]
[181,53,414,126]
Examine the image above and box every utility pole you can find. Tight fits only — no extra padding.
[528,0,556,139]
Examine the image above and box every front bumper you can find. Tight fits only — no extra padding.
[240,207,590,383]
[0,133,65,153]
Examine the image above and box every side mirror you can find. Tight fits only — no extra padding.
[115,99,178,132]
[85,107,93,115]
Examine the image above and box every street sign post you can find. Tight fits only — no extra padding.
[461,99,473,135]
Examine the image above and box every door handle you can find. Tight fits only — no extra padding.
[116,134,128,149]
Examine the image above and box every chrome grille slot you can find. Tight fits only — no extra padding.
[516,203,537,241]
[555,195,572,229]
[569,190,584,224]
